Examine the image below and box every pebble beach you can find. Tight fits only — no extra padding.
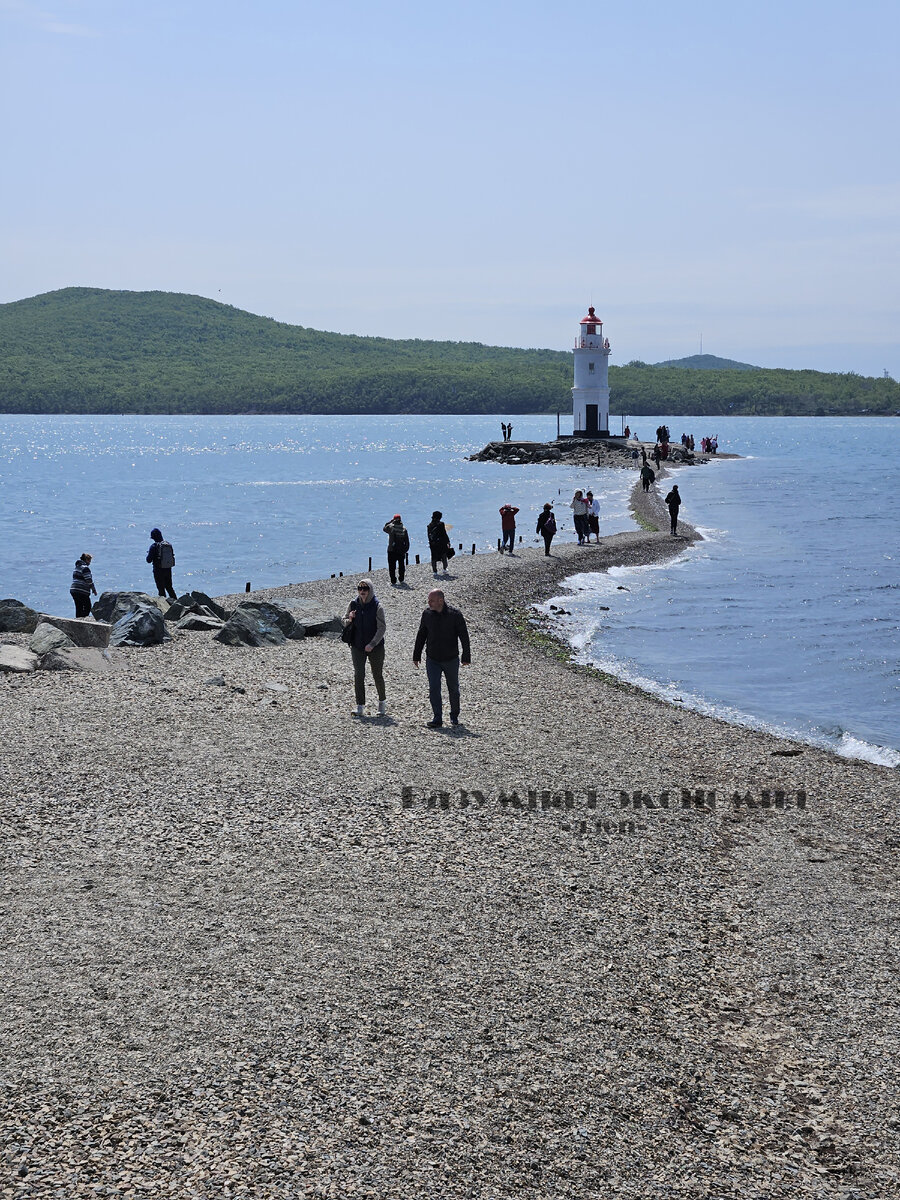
[1,478,899,1199]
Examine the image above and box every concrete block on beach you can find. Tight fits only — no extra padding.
[38,646,115,672]
[34,613,112,649]
[0,644,38,672]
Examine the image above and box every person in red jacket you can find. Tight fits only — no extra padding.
[499,503,519,554]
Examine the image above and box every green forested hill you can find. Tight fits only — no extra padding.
[1,288,897,416]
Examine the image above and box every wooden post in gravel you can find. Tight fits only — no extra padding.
[471,544,476,555]
[245,582,251,592]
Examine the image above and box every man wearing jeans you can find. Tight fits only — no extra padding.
[412,589,471,728]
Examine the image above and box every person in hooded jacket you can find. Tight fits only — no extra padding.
[343,579,388,717]
[383,515,410,585]
[427,511,452,576]
[536,503,557,556]
[146,528,177,600]
[70,553,97,617]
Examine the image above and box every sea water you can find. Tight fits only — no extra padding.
[539,416,900,767]
[1,413,897,765]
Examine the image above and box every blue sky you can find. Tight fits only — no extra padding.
[2,0,898,375]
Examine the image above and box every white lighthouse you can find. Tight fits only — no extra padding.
[571,305,611,437]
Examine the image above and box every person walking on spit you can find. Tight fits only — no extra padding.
[427,511,453,576]
[383,514,410,586]
[640,462,655,492]
[70,553,97,618]
[499,503,519,553]
[536,503,557,555]
[343,579,387,718]
[147,528,177,600]
[569,490,589,544]
[413,589,471,728]
[665,484,681,536]
[586,491,601,543]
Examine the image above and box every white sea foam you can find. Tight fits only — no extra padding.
[536,605,900,769]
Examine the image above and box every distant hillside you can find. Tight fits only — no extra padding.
[653,354,760,372]
[1,288,897,416]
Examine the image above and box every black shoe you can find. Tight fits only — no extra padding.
[426,718,443,728]
[449,716,460,726]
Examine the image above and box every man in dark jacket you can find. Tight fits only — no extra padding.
[413,589,471,728]
[383,514,410,585]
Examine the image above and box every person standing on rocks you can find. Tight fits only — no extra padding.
[70,553,97,618]
[499,503,519,554]
[427,511,453,577]
[383,514,410,586]
[146,528,177,600]
[536,503,556,555]
[665,484,681,536]
[343,579,387,718]
[501,422,508,442]
[413,589,471,728]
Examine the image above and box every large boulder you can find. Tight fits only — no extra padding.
[34,613,112,649]
[0,645,38,673]
[109,604,172,648]
[39,647,115,673]
[29,622,75,657]
[291,604,343,636]
[213,601,305,647]
[93,591,164,623]
[0,603,40,634]
[165,591,229,623]
[176,614,225,632]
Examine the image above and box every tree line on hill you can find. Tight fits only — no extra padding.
[1,288,897,417]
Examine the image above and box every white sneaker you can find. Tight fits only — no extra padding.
[352,704,364,718]
[378,700,387,716]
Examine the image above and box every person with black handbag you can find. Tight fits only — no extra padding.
[342,579,388,718]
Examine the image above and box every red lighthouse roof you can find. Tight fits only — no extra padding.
[579,306,602,325]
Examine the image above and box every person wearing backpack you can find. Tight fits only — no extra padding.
[146,528,177,600]
[383,514,410,586]
[536,503,557,556]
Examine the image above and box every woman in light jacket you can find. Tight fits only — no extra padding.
[343,578,388,718]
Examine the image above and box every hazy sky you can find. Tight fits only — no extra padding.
[2,0,898,375]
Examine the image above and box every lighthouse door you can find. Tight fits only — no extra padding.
[585,405,599,436]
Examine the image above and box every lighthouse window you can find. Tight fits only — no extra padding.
[588,362,595,374]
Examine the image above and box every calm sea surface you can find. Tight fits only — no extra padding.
[2,413,897,765]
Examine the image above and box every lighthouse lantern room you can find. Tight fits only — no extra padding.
[571,305,611,437]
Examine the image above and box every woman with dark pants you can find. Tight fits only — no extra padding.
[343,579,387,718]
[427,511,452,576]
[70,553,97,617]
[536,504,556,556]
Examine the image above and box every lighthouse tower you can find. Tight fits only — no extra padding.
[571,306,611,437]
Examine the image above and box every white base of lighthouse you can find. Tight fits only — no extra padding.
[572,386,610,437]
